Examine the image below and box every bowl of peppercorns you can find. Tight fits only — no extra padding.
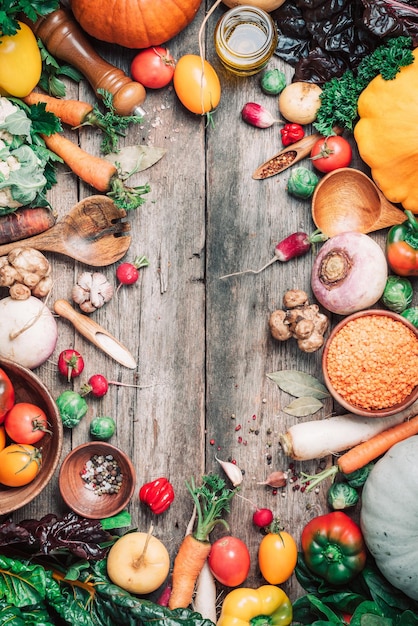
[58,442,136,519]
[322,309,418,417]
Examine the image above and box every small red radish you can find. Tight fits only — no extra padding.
[253,508,274,528]
[116,255,149,292]
[57,349,84,382]
[81,373,143,398]
[241,102,281,129]
[220,230,327,279]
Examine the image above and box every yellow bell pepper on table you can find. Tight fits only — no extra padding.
[217,585,293,626]
[0,22,42,97]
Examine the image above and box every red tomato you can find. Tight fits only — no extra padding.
[4,402,50,444]
[208,536,250,587]
[0,368,15,424]
[130,47,175,89]
[310,136,352,173]
[258,530,298,584]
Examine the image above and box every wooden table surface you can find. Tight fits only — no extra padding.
[7,0,404,609]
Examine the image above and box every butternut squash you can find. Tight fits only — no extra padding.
[354,48,418,213]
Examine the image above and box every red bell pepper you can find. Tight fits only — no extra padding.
[301,511,366,585]
[386,210,418,276]
[281,123,305,146]
[139,477,175,514]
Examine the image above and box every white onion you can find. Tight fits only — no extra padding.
[311,232,388,315]
[0,296,58,369]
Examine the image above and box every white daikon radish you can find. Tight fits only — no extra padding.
[279,400,418,461]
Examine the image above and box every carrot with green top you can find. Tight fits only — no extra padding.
[301,414,418,490]
[168,474,236,610]
[42,132,150,211]
[23,89,143,154]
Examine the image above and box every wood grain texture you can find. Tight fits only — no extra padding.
[9,0,415,608]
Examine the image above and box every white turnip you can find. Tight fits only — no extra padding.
[0,296,58,369]
[311,232,388,315]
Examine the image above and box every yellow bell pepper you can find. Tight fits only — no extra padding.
[0,22,42,97]
[217,585,292,626]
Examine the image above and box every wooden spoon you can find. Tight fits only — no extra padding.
[311,168,406,237]
[0,196,131,266]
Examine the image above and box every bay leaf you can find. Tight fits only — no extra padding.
[105,145,167,179]
[267,370,330,399]
[283,396,323,417]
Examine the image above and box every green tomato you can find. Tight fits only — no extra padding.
[90,416,116,440]
[381,275,413,313]
[260,68,286,95]
[56,391,88,429]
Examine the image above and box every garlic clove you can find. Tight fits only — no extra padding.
[257,471,288,488]
[215,456,243,486]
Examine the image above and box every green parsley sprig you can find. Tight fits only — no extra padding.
[0,0,59,37]
[314,36,414,137]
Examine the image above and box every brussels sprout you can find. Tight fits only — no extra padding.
[90,416,116,440]
[56,391,88,429]
[287,166,319,199]
[344,462,374,488]
[402,306,418,328]
[260,68,286,95]
[327,482,359,510]
[382,275,413,313]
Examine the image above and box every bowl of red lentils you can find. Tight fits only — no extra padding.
[322,310,418,417]
[59,442,136,519]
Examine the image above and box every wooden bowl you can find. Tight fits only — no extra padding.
[0,358,63,515]
[311,168,406,237]
[59,442,136,519]
[322,310,418,417]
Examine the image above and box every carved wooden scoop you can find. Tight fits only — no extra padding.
[311,168,406,237]
[0,196,131,266]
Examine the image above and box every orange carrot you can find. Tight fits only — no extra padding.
[43,132,116,192]
[168,474,236,610]
[337,413,418,475]
[0,207,56,245]
[168,534,211,610]
[42,132,150,210]
[301,414,418,490]
[23,92,94,128]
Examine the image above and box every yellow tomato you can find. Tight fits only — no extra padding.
[0,22,42,97]
[0,443,42,487]
[258,530,298,584]
[174,54,221,118]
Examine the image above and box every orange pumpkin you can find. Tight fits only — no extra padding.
[70,0,203,49]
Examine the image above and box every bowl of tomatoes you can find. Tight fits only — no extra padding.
[0,357,63,515]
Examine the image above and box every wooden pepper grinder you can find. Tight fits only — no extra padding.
[26,7,146,117]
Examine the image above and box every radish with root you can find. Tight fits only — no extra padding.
[220,231,327,279]
[279,399,418,461]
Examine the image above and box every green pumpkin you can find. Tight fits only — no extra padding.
[361,436,418,601]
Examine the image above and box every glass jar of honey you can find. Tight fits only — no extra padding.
[214,6,278,77]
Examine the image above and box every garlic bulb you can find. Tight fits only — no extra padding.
[72,272,114,313]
